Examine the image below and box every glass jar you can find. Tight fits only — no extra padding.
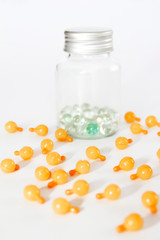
[55,28,121,139]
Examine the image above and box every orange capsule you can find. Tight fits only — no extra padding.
[53,198,79,214]
[41,139,53,154]
[5,121,23,133]
[115,137,133,150]
[116,213,143,232]
[113,157,135,172]
[157,148,160,159]
[48,169,68,188]
[157,132,160,136]
[46,152,65,166]
[96,184,121,200]
[69,160,90,176]
[14,146,34,160]
[142,191,158,214]
[1,159,19,173]
[24,185,45,204]
[65,180,89,196]
[145,115,160,128]
[130,122,148,135]
[35,166,51,181]
[130,164,153,180]
[86,146,106,161]
[55,128,73,142]
[124,112,141,123]
[29,124,48,136]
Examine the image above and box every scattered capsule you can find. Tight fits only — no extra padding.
[65,180,89,196]
[41,139,53,154]
[53,198,79,214]
[48,169,68,188]
[116,213,143,232]
[113,157,135,172]
[130,122,148,135]
[86,146,106,161]
[1,159,19,173]
[157,132,160,136]
[142,191,159,214]
[96,184,121,200]
[55,128,73,142]
[29,124,48,136]
[35,166,51,181]
[130,164,153,180]
[69,160,90,176]
[157,148,160,159]
[24,185,45,204]
[14,146,34,160]
[124,112,141,123]
[5,121,23,133]
[145,115,160,128]
[115,137,133,150]
[46,152,65,166]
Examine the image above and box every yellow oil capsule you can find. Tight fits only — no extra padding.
[124,112,141,123]
[130,122,148,135]
[115,137,133,150]
[1,159,19,173]
[86,146,106,161]
[96,184,121,200]
[24,185,45,204]
[35,166,51,181]
[142,191,159,214]
[5,121,23,133]
[55,128,73,142]
[130,164,153,180]
[157,148,160,159]
[48,169,68,188]
[46,152,66,166]
[69,160,90,176]
[53,198,79,214]
[116,213,143,232]
[41,139,54,154]
[29,124,48,136]
[113,157,135,172]
[145,115,160,128]
[14,146,34,160]
[65,180,89,196]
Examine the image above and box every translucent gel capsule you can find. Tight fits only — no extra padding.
[24,185,45,204]
[5,121,23,133]
[124,112,141,123]
[1,159,19,173]
[130,122,148,135]
[14,146,34,160]
[35,166,51,181]
[130,164,153,180]
[46,152,66,166]
[96,184,121,200]
[41,139,53,154]
[157,148,160,159]
[48,169,68,188]
[69,160,90,176]
[115,137,133,150]
[65,180,89,196]
[145,115,160,128]
[53,198,79,214]
[55,128,73,142]
[29,124,48,136]
[116,213,143,232]
[86,146,106,161]
[142,191,159,214]
[113,157,135,172]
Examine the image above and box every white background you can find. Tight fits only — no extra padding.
[0,0,160,240]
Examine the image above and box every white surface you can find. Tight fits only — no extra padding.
[0,0,160,240]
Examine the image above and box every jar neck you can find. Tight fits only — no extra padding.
[67,52,111,60]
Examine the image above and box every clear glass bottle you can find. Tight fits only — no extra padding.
[55,28,121,139]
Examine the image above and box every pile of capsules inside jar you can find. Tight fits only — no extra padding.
[1,112,160,233]
[59,103,120,139]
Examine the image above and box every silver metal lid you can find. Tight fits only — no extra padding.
[64,27,113,55]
